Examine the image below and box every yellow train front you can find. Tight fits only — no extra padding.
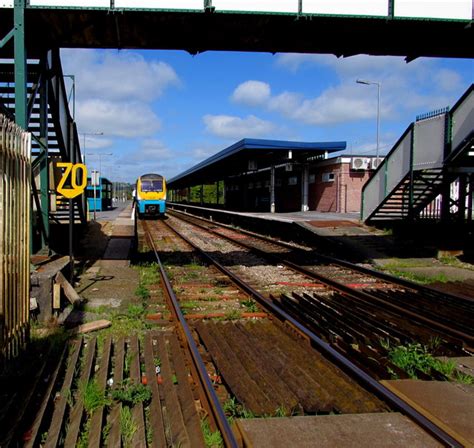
[135,173,166,218]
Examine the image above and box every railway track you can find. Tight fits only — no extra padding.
[167,209,474,349]
[141,216,466,447]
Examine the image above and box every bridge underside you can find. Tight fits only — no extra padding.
[1,9,473,59]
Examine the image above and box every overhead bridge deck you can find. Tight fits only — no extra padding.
[1,1,473,59]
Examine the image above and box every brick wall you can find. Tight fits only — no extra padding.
[309,161,372,213]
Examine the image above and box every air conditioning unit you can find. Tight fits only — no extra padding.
[371,158,382,170]
[351,157,370,170]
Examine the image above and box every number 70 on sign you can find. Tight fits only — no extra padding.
[56,162,88,199]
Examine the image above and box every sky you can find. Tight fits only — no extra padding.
[61,49,473,183]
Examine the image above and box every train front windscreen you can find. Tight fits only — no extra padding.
[141,179,163,192]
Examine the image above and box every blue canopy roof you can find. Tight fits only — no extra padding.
[169,138,346,186]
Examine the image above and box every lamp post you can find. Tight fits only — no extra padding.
[87,152,113,176]
[81,131,104,163]
[356,79,381,163]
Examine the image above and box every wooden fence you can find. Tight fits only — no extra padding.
[0,114,31,361]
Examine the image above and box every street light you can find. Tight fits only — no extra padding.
[81,131,104,163]
[356,79,381,163]
[87,152,113,177]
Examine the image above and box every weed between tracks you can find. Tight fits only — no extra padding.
[382,341,473,383]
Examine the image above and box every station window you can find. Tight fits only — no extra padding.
[256,181,262,189]
[309,174,316,184]
[276,179,282,187]
[322,172,335,182]
[248,182,254,189]
[288,176,298,185]
[264,180,270,188]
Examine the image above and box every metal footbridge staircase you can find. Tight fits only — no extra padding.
[362,84,474,224]
[0,50,87,252]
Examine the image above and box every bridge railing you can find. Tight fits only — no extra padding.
[361,125,413,220]
[451,85,474,153]
[0,113,31,361]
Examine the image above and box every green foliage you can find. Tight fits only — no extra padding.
[120,406,138,448]
[135,283,150,301]
[223,397,255,421]
[82,380,111,416]
[274,406,288,417]
[224,310,241,320]
[389,343,434,378]
[189,181,225,205]
[201,419,223,448]
[455,372,474,384]
[388,343,471,383]
[127,303,145,319]
[241,300,258,313]
[112,379,152,406]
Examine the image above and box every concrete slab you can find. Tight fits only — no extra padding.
[86,297,123,308]
[236,413,441,447]
[383,380,474,446]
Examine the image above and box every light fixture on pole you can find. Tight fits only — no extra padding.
[356,79,381,164]
[87,152,113,177]
[81,131,104,163]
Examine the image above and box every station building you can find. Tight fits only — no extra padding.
[168,139,379,214]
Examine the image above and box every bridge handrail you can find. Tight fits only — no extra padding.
[362,84,473,222]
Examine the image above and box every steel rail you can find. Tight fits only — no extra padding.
[162,218,463,448]
[170,211,474,346]
[168,208,474,306]
[142,221,238,448]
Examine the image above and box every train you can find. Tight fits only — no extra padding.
[134,173,167,218]
[86,176,112,212]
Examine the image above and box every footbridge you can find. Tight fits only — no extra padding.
[362,84,474,223]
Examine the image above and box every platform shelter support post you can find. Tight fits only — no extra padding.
[301,164,309,212]
[468,174,473,223]
[270,166,276,213]
[458,175,467,223]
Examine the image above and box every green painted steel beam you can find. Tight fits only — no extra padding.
[0,28,15,49]
[14,0,27,129]
[39,55,49,247]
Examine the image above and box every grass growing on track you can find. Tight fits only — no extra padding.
[386,342,474,384]
[201,419,223,448]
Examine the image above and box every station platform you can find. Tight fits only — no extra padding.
[73,201,137,314]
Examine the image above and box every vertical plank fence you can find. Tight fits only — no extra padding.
[0,113,31,361]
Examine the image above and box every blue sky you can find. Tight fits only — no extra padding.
[61,49,473,183]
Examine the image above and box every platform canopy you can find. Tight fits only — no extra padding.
[168,138,345,188]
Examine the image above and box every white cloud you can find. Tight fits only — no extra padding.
[292,85,377,125]
[119,139,173,165]
[77,99,161,138]
[231,80,271,106]
[203,114,276,139]
[243,54,468,126]
[268,91,303,116]
[62,49,180,103]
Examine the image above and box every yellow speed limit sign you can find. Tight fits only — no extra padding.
[57,162,88,199]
